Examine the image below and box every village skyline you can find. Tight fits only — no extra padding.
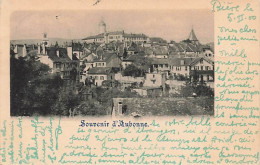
[11,10,214,43]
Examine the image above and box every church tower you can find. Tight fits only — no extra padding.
[41,32,50,46]
[98,18,106,34]
[188,28,199,45]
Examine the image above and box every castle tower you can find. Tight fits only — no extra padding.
[98,18,106,34]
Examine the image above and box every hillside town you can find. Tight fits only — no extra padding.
[10,20,214,117]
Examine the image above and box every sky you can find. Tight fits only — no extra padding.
[11,10,214,43]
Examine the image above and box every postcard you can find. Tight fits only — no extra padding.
[0,0,259,164]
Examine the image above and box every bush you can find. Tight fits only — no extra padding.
[180,83,214,97]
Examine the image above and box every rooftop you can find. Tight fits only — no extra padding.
[113,97,214,116]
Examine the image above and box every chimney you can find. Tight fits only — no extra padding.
[14,45,18,54]
[180,60,184,65]
[37,44,41,54]
[42,44,46,55]
[23,44,27,57]
[118,99,123,115]
[67,46,73,60]
[56,49,60,57]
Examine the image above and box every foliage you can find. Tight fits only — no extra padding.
[131,55,152,71]
[51,87,80,116]
[174,74,189,81]
[123,64,145,77]
[10,56,64,116]
[76,100,106,116]
[102,80,120,88]
[180,82,214,97]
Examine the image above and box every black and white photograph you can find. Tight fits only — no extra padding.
[10,10,214,117]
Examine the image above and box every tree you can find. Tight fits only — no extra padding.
[180,82,214,97]
[51,87,80,116]
[102,80,120,88]
[123,64,144,77]
[131,55,152,72]
[10,55,64,116]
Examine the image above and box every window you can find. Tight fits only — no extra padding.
[176,67,181,71]
[185,66,188,71]
[153,74,155,78]
[201,66,203,70]
[194,66,199,70]
[100,76,104,80]
[200,59,203,64]
[56,63,61,69]
[95,76,98,80]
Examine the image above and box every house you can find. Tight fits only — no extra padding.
[168,57,195,78]
[168,56,214,84]
[87,67,115,86]
[114,72,144,90]
[37,45,80,81]
[121,55,136,69]
[144,45,169,59]
[143,72,166,88]
[189,57,214,82]
[150,58,169,76]
[71,42,84,59]
[93,53,122,68]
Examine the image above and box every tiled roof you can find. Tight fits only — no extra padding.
[82,33,104,40]
[168,57,195,66]
[113,97,212,116]
[83,31,148,40]
[108,31,124,35]
[73,42,83,51]
[189,57,214,66]
[45,47,71,62]
[151,58,169,65]
[123,33,148,38]
[124,55,139,61]
[153,46,168,55]
[149,37,167,43]
[93,52,120,63]
[88,67,112,74]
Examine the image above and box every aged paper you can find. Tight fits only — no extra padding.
[0,0,259,164]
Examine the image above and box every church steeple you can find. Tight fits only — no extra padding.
[188,27,199,45]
